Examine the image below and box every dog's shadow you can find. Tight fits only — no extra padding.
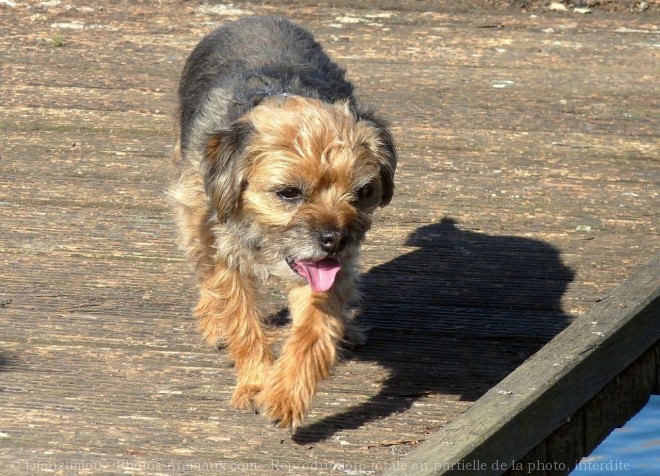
[292,217,575,444]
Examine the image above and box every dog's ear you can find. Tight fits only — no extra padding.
[202,121,254,221]
[359,112,397,207]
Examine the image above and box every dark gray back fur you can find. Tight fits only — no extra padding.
[178,16,355,151]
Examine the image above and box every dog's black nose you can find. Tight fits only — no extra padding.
[319,228,349,255]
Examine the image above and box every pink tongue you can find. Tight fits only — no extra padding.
[294,258,342,293]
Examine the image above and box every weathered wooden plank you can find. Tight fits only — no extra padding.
[543,414,585,476]
[580,345,657,460]
[0,340,453,475]
[384,254,660,476]
[656,345,660,395]
[502,344,658,476]
[0,227,634,321]
[1,1,658,474]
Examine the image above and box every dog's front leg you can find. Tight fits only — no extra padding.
[195,262,273,410]
[256,283,348,429]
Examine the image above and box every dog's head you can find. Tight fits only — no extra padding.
[203,95,396,292]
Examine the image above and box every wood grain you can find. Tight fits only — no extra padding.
[1,1,658,474]
[384,256,659,476]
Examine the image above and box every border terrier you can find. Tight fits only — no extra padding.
[169,16,396,428]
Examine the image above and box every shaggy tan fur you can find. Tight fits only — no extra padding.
[171,95,393,429]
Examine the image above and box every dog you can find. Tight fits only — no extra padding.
[169,16,396,429]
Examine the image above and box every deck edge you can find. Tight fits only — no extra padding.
[383,254,660,476]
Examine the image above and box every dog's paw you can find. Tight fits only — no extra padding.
[343,322,368,349]
[230,383,261,411]
[255,383,307,429]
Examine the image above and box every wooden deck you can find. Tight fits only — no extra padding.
[386,257,659,476]
[1,1,658,474]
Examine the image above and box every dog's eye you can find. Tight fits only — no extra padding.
[357,183,374,201]
[276,186,304,202]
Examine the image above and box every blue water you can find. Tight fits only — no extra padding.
[571,394,660,475]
